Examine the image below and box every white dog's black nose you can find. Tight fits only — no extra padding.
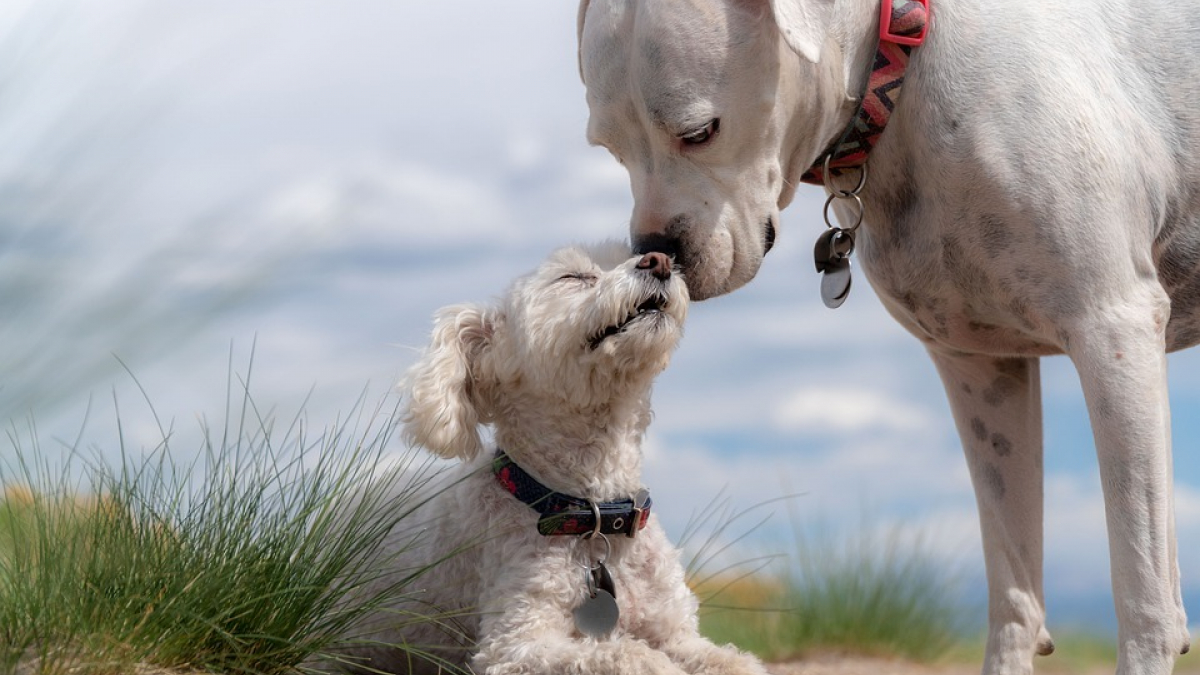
[636,252,672,280]
[633,233,679,259]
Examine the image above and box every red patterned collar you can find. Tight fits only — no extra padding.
[801,0,930,185]
[492,450,652,537]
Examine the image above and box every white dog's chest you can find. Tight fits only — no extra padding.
[863,273,1064,357]
[853,215,1065,357]
[854,203,1200,357]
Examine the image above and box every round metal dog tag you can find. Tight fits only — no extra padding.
[820,261,853,308]
[574,588,619,638]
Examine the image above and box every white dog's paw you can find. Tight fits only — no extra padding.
[1035,625,1055,656]
[696,649,772,675]
[476,639,692,675]
[661,638,771,675]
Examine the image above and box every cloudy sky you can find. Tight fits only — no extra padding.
[4,0,1200,635]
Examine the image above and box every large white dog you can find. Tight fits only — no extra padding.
[577,1,1200,674]
[327,242,769,675]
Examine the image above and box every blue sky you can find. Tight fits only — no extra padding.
[3,0,1200,635]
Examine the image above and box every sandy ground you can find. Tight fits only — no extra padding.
[768,655,984,675]
[768,653,1200,672]
[768,655,1200,675]
[766,655,1111,675]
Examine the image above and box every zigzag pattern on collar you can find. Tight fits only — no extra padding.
[801,0,930,185]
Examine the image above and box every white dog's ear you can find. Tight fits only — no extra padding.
[768,0,833,63]
[577,0,592,82]
[401,304,496,461]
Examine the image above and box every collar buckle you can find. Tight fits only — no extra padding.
[626,505,643,538]
[879,0,930,47]
[626,487,650,538]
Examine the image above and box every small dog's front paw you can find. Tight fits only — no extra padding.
[476,639,692,675]
[613,644,693,675]
[665,640,771,675]
[711,651,772,675]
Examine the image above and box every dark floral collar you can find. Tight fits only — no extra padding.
[492,449,652,538]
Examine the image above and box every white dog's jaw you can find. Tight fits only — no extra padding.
[630,218,766,301]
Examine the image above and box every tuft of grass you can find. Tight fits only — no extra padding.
[693,504,969,664]
[0,379,465,675]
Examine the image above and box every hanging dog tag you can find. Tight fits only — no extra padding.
[820,258,853,308]
[574,561,619,638]
[814,228,854,308]
[813,228,836,273]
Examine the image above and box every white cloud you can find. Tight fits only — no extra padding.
[368,165,513,243]
[773,386,933,435]
[256,161,514,246]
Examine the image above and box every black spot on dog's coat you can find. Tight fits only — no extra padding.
[993,358,1029,381]
[991,433,1013,457]
[983,376,1020,407]
[970,417,988,441]
[981,463,1006,500]
[978,214,1013,257]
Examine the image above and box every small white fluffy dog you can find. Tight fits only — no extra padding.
[331,241,770,675]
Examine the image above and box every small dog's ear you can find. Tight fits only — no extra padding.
[401,304,495,461]
[768,0,833,64]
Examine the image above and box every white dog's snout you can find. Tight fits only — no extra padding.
[635,252,672,281]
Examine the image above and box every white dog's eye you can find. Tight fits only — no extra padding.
[558,272,598,285]
[680,118,719,146]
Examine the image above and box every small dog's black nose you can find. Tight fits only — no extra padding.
[636,251,672,280]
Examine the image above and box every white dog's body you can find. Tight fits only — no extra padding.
[578,1,1200,674]
[333,243,769,675]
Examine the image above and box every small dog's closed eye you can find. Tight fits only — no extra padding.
[316,241,768,675]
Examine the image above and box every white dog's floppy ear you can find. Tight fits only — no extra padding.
[401,303,495,461]
[768,0,833,63]
[577,0,592,82]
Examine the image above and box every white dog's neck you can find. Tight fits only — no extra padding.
[779,0,889,203]
[490,393,652,501]
[829,0,890,101]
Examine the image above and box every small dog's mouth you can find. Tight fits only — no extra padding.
[588,295,669,350]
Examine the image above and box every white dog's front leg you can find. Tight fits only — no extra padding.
[1065,298,1190,675]
[473,633,691,675]
[658,635,771,675]
[929,350,1051,675]
[471,564,692,675]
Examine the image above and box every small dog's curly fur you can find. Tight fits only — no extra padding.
[328,241,770,675]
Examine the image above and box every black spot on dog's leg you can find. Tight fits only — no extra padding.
[991,433,1012,457]
[992,358,1029,381]
[982,463,1006,500]
[971,417,988,441]
[983,377,1020,407]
